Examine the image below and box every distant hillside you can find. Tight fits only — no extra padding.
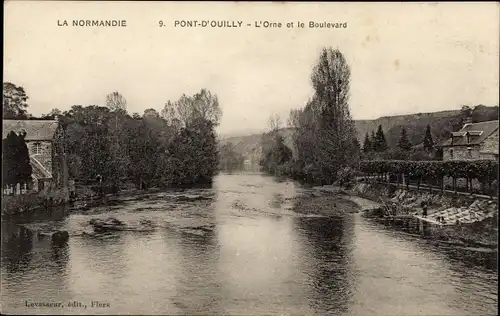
[220,105,499,162]
[219,128,295,168]
[357,105,498,148]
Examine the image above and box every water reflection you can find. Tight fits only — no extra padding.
[213,174,313,315]
[51,242,70,271]
[349,213,497,316]
[1,220,73,314]
[295,216,355,315]
[169,193,223,315]
[1,223,34,273]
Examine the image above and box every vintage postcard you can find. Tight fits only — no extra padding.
[2,1,498,315]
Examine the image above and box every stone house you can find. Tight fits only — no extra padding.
[2,119,69,194]
[438,119,499,161]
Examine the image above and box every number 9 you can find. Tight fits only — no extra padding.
[159,21,164,27]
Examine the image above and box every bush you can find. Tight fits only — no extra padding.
[336,166,356,187]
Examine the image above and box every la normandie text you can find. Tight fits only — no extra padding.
[57,20,127,27]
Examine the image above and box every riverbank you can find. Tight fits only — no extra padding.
[2,185,195,218]
[1,189,69,217]
[337,182,498,250]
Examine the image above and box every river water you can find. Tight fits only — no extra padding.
[1,173,497,315]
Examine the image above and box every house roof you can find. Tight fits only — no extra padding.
[2,120,59,141]
[438,120,499,147]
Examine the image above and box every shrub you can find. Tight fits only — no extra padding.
[336,166,356,187]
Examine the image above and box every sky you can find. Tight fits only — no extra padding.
[4,2,499,136]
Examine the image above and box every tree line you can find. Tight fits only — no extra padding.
[361,123,436,161]
[257,48,494,187]
[3,82,222,192]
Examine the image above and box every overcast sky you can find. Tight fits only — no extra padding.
[4,2,499,136]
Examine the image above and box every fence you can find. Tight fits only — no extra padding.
[359,159,498,197]
[3,183,30,195]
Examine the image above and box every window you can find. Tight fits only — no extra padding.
[467,147,472,158]
[33,142,42,155]
[449,149,454,160]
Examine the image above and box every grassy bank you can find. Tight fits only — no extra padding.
[291,190,361,216]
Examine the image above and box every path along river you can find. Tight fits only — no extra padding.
[1,173,497,315]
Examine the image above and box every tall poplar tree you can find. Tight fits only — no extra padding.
[311,47,358,182]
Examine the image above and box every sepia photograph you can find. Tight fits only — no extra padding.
[2,1,499,315]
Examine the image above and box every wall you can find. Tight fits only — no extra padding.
[480,129,499,158]
[443,130,499,161]
[52,126,69,189]
[27,140,53,174]
[442,145,481,160]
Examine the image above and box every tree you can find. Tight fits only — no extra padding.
[287,109,302,128]
[61,105,114,181]
[311,48,358,182]
[143,108,160,119]
[105,92,127,112]
[167,118,218,186]
[125,119,160,189]
[17,131,33,186]
[260,133,292,176]
[423,124,434,152]
[41,108,62,120]
[162,89,222,127]
[373,125,388,152]
[461,105,473,119]
[2,131,32,192]
[398,127,412,151]
[3,82,29,119]
[268,113,282,132]
[363,133,372,152]
[282,48,358,184]
[219,142,244,172]
[3,132,20,189]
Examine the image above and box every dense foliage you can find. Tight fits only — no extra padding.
[59,90,220,190]
[2,131,32,190]
[3,82,29,119]
[260,132,293,176]
[261,48,359,184]
[3,85,222,191]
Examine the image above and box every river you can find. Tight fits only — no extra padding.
[1,173,497,315]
